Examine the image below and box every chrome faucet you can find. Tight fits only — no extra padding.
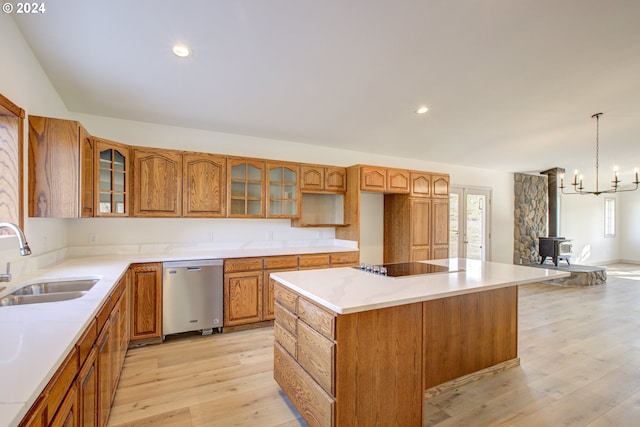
[0,222,32,282]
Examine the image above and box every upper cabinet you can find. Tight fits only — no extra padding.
[228,158,265,218]
[360,165,409,193]
[267,162,299,218]
[28,115,94,218]
[432,174,450,198]
[95,138,129,217]
[410,172,431,197]
[132,147,182,217]
[300,165,346,193]
[183,152,226,218]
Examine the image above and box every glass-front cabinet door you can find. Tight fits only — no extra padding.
[228,159,265,217]
[95,138,129,216]
[267,163,299,218]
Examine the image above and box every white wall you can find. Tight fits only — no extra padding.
[559,193,621,265]
[620,192,640,262]
[0,14,69,262]
[1,12,516,265]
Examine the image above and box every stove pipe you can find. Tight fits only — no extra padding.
[541,167,565,238]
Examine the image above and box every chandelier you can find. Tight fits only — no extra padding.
[560,113,639,195]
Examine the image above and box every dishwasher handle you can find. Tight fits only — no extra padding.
[163,259,223,269]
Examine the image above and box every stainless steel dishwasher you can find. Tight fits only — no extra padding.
[162,259,223,338]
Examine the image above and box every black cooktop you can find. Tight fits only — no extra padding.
[383,262,460,277]
[356,262,463,277]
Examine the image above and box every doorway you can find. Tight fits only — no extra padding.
[449,187,491,261]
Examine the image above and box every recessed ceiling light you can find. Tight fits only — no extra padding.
[172,44,190,58]
[416,106,429,114]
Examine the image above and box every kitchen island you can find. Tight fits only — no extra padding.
[271,259,570,427]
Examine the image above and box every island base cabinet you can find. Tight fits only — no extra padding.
[423,286,518,389]
[273,283,423,427]
[274,344,334,427]
[333,303,423,427]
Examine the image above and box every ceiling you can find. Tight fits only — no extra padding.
[12,0,640,184]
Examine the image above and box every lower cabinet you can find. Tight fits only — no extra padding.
[77,348,98,427]
[129,263,162,343]
[96,318,112,427]
[224,269,264,326]
[273,282,424,427]
[224,252,358,329]
[49,383,78,427]
[19,275,129,427]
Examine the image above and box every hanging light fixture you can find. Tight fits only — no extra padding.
[560,113,639,195]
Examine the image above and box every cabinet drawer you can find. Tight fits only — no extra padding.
[274,321,297,358]
[274,343,334,427]
[274,284,298,314]
[299,254,330,270]
[298,298,335,340]
[76,318,97,368]
[329,251,359,267]
[297,321,335,395]
[264,255,298,270]
[224,257,264,273]
[274,302,297,335]
[95,299,112,334]
[46,347,79,424]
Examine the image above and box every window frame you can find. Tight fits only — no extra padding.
[604,197,616,238]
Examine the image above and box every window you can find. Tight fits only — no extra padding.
[604,197,615,237]
[0,92,24,230]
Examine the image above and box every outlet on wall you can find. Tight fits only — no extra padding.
[88,233,96,245]
[207,232,214,241]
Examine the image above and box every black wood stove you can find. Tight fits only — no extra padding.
[538,237,572,266]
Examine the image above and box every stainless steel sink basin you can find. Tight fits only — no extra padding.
[10,279,99,295]
[0,278,99,306]
[0,291,87,306]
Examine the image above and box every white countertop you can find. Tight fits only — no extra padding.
[0,245,356,427]
[271,258,571,314]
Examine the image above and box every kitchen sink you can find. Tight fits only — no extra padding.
[0,278,99,306]
[0,291,87,306]
[9,279,99,295]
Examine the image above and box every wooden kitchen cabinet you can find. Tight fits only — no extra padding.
[28,115,94,218]
[329,251,359,267]
[18,395,47,427]
[359,165,386,192]
[94,137,129,216]
[20,277,130,427]
[228,158,265,217]
[224,270,264,326]
[410,172,431,197]
[299,254,330,270]
[359,165,410,193]
[384,195,432,263]
[77,348,98,427]
[132,147,182,217]
[183,152,226,217]
[129,263,162,343]
[267,162,299,218]
[96,316,111,427]
[432,173,450,198]
[49,383,78,427]
[386,168,410,193]
[263,256,299,320]
[431,198,450,259]
[300,165,347,193]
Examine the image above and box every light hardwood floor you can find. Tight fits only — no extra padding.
[108,263,640,427]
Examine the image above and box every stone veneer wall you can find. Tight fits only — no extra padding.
[514,173,547,264]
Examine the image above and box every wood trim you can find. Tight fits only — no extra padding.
[424,357,521,399]
[0,93,24,228]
